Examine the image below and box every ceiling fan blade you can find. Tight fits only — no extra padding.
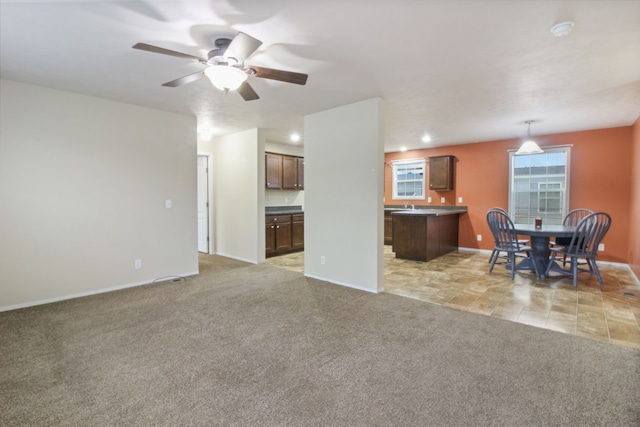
[237,81,259,101]
[162,71,205,87]
[247,66,308,85]
[132,42,205,62]
[224,32,262,63]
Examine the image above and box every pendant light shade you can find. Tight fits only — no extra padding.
[516,120,544,155]
[204,66,248,91]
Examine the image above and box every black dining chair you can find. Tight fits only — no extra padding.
[487,209,539,279]
[544,212,611,287]
[550,208,594,266]
[487,207,529,265]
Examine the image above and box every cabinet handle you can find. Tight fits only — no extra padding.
[276,225,280,229]
[271,225,275,229]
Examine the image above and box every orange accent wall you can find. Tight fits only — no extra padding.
[629,118,640,277]
[384,126,634,264]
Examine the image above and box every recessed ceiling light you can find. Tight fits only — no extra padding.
[290,133,301,142]
[422,134,431,143]
[197,126,215,141]
[550,21,574,37]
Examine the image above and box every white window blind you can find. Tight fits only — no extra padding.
[508,147,570,225]
[391,159,426,200]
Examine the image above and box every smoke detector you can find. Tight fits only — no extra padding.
[550,21,574,37]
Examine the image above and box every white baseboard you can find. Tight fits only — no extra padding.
[0,270,199,312]
[214,251,258,265]
[303,273,380,294]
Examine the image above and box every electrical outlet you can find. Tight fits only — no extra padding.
[165,199,172,209]
[598,243,605,251]
[134,259,142,269]
[320,256,326,265]
[427,197,432,203]
[458,197,463,203]
[477,235,482,241]
[440,197,445,203]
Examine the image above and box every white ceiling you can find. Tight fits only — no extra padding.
[1,0,639,152]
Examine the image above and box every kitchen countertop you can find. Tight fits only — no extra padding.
[266,205,304,215]
[388,206,467,216]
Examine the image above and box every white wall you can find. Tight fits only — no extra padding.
[0,79,198,310]
[265,142,303,157]
[206,129,265,264]
[304,98,384,292]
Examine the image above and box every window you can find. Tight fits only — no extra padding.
[538,182,562,214]
[392,159,426,200]
[509,147,570,225]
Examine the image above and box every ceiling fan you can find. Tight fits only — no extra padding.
[132,32,308,101]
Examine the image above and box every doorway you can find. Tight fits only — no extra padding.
[197,155,210,253]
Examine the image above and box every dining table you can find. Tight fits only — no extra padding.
[511,223,577,279]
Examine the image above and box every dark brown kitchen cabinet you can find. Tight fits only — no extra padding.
[266,153,283,189]
[392,213,460,262]
[429,155,454,191]
[296,157,304,190]
[266,152,304,190]
[291,214,304,250]
[266,215,292,256]
[384,211,393,245]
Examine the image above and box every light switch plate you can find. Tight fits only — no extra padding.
[165,199,172,209]
[458,197,463,203]
[427,197,432,203]
[440,197,445,203]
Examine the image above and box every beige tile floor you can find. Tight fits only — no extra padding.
[265,247,640,349]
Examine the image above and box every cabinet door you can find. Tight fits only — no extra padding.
[266,223,276,255]
[296,157,304,190]
[282,155,298,190]
[266,153,282,189]
[429,155,454,191]
[275,222,292,251]
[291,214,304,249]
[384,214,393,245]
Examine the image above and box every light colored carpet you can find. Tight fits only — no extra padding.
[1,255,639,426]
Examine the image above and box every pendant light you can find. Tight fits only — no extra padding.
[516,120,544,155]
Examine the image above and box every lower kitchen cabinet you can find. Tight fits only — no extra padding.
[266,213,304,257]
[384,211,393,245]
[392,213,460,262]
[291,214,304,250]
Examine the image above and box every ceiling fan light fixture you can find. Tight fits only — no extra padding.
[516,120,544,155]
[204,66,247,91]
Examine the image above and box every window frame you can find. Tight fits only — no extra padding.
[508,146,571,225]
[391,158,426,200]
[537,181,563,214]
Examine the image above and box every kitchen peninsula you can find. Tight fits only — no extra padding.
[390,207,467,262]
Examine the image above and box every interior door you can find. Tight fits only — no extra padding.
[197,156,209,253]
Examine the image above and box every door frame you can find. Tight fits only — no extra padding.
[197,154,211,253]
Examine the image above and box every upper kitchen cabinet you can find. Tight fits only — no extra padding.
[429,155,454,191]
[266,152,304,190]
[266,153,283,189]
